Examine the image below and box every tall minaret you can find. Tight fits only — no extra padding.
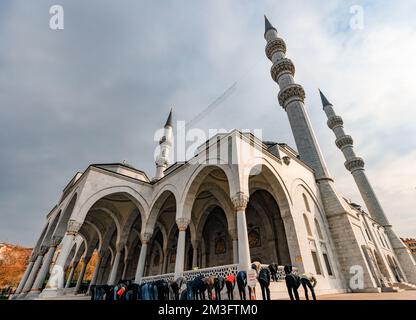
[319,90,389,226]
[319,90,416,283]
[264,16,331,181]
[154,109,173,180]
[263,16,350,216]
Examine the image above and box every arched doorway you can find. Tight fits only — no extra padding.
[246,189,290,265]
[201,206,233,268]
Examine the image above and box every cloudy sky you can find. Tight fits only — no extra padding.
[0,0,415,246]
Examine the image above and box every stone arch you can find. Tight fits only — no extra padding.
[145,189,177,235]
[33,223,49,254]
[180,164,237,221]
[52,193,78,240]
[88,205,122,246]
[83,220,103,253]
[247,164,298,266]
[74,186,148,226]
[118,207,142,248]
[243,159,293,208]
[40,210,62,248]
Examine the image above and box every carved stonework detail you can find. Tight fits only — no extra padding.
[345,157,365,172]
[270,58,295,82]
[335,135,354,149]
[327,115,343,129]
[231,192,249,211]
[278,84,305,108]
[265,38,287,60]
[67,220,82,235]
[282,156,291,165]
[141,232,153,244]
[176,217,190,231]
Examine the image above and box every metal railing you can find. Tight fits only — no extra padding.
[141,264,298,283]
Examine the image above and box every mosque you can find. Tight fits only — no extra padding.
[12,16,416,299]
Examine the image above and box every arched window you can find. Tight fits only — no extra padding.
[302,193,311,212]
[303,214,312,237]
[314,218,324,240]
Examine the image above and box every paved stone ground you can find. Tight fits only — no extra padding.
[276,290,416,300]
[44,290,416,300]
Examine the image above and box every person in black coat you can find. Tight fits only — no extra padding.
[268,263,278,282]
[284,264,300,300]
[258,267,271,300]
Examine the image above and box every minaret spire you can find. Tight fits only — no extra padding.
[165,108,173,128]
[264,15,277,35]
[319,89,389,225]
[320,89,416,283]
[319,89,332,107]
[154,109,173,181]
[263,17,332,182]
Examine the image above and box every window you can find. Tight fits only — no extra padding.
[303,214,312,237]
[322,253,333,276]
[314,218,323,240]
[364,227,371,241]
[311,251,322,275]
[302,193,311,212]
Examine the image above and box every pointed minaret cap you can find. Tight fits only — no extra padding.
[319,89,332,107]
[164,108,173,127]
[264,15,277,36]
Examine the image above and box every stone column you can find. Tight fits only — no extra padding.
[229,228,239,264]
[121,258,129,280]
[30,244,58,293]
[65,261,78,289]
[20,252,44,295]
[162,248,169,274]
[134,232,152,284]
[75,256,89,293]
[192,241,199,269]
[87,254,102,295]
[11,260,34,298]
[41,222,80,296]
[174,218,190,279]
[108,250,121,285]
[232,192,251,272]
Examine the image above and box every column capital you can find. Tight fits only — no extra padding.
[67,219,82,235]
[141,232,153,244]
[176,217,190,231]
[231,192,249,211]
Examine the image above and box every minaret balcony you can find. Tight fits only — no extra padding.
[271,58,295,82]
[327,115,344,129]
[278,83,305,108]
[335,135,353,149]
[344,157,365,172]
[265,38,287,60]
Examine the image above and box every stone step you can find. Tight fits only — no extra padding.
[381,287,402,293]
[393,282,416,290]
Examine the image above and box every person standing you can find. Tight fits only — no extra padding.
[300,272,317,300]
